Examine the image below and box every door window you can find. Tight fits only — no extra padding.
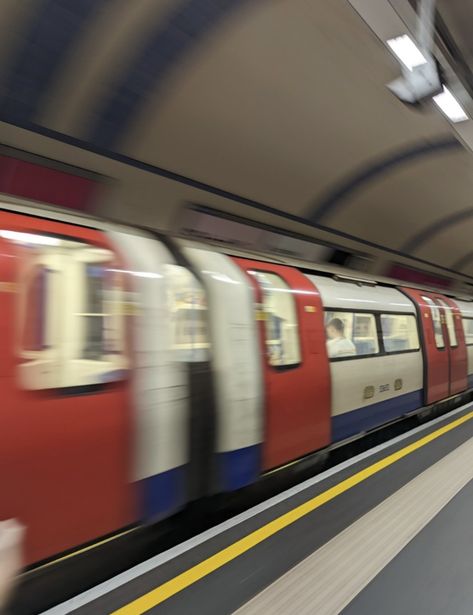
[164,264,210,362]
[422,296,445,349]
[5,230,128,389]
[21,264,49,351]
[463,318,473,345]
[435,299,457,347]
[249,271,301,367]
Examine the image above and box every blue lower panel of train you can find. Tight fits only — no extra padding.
[332,390,423,442]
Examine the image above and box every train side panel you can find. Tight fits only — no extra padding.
[328,354,423,439]
[309,276,423,440]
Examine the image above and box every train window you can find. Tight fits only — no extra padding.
[164,264,210,362]
[324,311,379,358]
[250,271,301,367]
[380,314,419,352]
[422,296,445,349]
[76,262,126,362]
[11,231,128,390]
[21,264,49,351]
[463,318,473,345]
[435,299,457,347]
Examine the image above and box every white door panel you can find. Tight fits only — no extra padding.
[184,248,263,452]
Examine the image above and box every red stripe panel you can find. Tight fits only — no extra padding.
[0,155,96,211]
[387,264,451,290]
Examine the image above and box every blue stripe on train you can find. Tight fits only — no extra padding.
[141,466,186,521]
[141,444,261,518]
[332,390,423,442]
[218,391,424,491]
[217,444,261,492]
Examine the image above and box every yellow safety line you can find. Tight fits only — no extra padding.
[113,409,473,614]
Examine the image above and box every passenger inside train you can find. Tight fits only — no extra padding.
[325,317,357,358]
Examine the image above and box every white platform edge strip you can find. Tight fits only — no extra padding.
[235,429,473,614]
[41,403,473,614]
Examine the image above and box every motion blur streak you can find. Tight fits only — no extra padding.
[0,0,101,123]
[86,0,251,148]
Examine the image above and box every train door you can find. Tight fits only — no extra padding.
[0,212,134,564]
[401,288,449,404]
[432,296,467,395]
[233,258,331,471]
[402,288,451,405]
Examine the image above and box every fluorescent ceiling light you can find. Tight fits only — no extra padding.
[433,86,468,123]
[387,34,427,71]
[0,230,60,246]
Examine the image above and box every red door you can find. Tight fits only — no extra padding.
[233,258,331,471]
[401,288,449,404]
[0,211,135,564]
[401,288,467,404]
[432,295,467,395]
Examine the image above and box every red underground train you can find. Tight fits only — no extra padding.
[0,198,472,566]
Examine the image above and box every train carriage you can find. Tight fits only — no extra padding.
[1,199,473,567]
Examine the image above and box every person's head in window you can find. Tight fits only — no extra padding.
[326,317,356,358]
[326,318,345,340]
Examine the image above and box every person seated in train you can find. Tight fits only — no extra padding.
[326,318,356,358]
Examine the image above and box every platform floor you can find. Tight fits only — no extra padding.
[43,403,473,615]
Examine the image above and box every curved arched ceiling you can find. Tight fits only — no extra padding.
[1,0,473,279]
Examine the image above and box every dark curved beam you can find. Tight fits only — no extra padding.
[307,136,461,223]
[86,0,250,149]
[401,207,473,254]
[452,250,473,273]
[0,0,101,123]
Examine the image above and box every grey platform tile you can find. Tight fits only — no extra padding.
[235,435,473,615]
[68,412,473,614]
[343,476,473,615]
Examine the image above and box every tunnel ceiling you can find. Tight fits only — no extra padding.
[1,0,473,281]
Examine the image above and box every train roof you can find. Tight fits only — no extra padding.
[175,236,473,303]
[1,192,472,304]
